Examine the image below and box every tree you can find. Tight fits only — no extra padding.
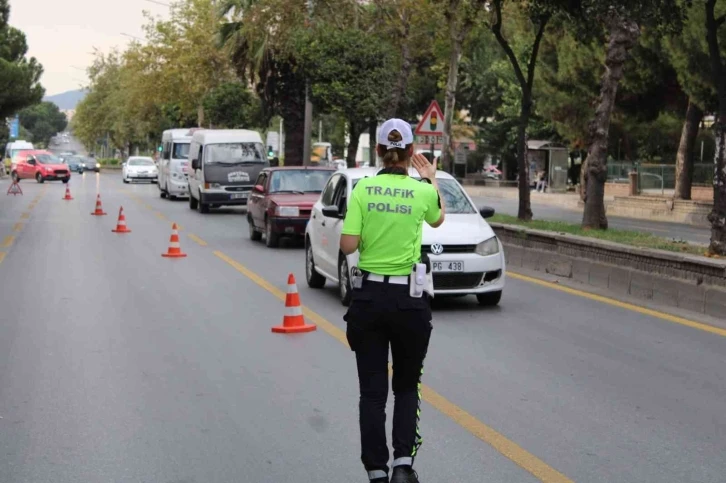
[438,0,486,175]
[73,52,126,153]
[73,0,236,156]
[674,100,704,199]
[18,101,67,146]
[705,0,726,254]
[574,0,688,229]
[487,0,554,220]
[297,27,396,167]
[372,0,443,119]
[134,0,235,127]
[202,82,262,129]
[219,0,311,166]
[0,0,44,120]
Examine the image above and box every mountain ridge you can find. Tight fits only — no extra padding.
[43,89,87,110]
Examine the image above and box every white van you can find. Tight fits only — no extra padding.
[187,129,269,213]
[4,140,34,174]
[158,128,194,199]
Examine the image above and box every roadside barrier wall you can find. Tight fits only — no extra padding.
[492,223,726,319]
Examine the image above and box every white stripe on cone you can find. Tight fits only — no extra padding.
[287,305,303,316]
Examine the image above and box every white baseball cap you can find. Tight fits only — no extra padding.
[377,118,414,150]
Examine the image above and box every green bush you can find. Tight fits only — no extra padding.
[97,158,119,166]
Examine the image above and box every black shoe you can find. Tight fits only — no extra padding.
[391,466,419,483]
[370,478,388,483]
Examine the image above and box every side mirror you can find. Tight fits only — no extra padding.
[479,206,496,219]
[322,205,341,218]
[253,184,265,193]
[191,159,200,170]
[27,158,36,165]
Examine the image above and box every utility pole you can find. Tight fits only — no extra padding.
[279,118,284,161]
[302,0,314,166]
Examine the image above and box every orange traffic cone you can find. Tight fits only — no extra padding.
[272,273,316,334]
[111,206,131,233]
[161,223,187,258]
[62,185,73,200]
[90,194,107,215]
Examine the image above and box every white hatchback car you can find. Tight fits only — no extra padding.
[304,167,506,306]
[122,156,158,183]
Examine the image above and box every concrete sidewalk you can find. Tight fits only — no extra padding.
[463,186,602,211]
[464,185,713,228]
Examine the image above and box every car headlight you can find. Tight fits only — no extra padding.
[275,206,300,217]
[475,237,500,256]
[209,182,221,189]
[81,163,86,167]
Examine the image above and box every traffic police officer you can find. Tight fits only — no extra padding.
[340,118,446,483]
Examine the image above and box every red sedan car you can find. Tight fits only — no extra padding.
[11,150,71,184]
[248,166,336,247]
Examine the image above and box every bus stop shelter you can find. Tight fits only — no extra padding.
[527,140,569,193]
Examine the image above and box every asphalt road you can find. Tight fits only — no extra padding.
[471,196,712,246]
[0,173,724,483]
[49,136,88,158]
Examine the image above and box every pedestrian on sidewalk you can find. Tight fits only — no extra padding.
[536,171,547,192]
[340,118,446,483]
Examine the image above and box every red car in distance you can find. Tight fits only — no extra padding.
[11,150,71,184]
[247,166,336,247]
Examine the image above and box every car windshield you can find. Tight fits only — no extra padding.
[351,177,476,214]
[173,143,190,159]
[36,154,61,165]
[127,158,155,166]
[205,142,265,164]
[66,157,80,164]
[269,170,333,194]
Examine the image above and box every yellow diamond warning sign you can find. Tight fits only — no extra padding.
[414,100,444,136]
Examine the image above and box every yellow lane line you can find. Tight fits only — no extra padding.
[0,252,5,265]
[144,204,153,210]
[507,271,726,338]
[13,222,23,232]
[188,234,207,246]
[20,212,29,219]
[213,250,573,483]
[1,235,14,248]
[155,212,167,220]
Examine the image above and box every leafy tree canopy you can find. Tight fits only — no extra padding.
[18,101,67,146]
[0,0,44,120]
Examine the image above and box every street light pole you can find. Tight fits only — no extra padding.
[302,0,314,166]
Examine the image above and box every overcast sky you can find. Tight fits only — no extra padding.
[11,0,169,96]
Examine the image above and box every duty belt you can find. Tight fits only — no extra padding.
[363,272,409,285]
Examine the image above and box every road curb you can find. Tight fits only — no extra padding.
[493,222,726,319]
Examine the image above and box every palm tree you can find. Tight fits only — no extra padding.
[218,0,306,165]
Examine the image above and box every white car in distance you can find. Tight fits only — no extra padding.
[122,156,158,184]
[304,167,506,306]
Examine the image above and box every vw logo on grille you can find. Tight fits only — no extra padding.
[430,243,444,255]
